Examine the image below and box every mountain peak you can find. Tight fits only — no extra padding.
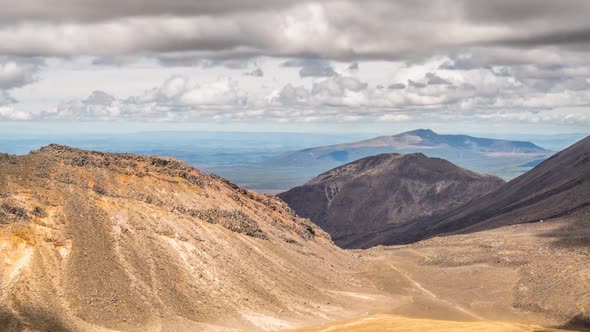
[279,152,504,248]
[401,129,438,137]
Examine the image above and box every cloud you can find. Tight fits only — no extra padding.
[84,90,116,105]
[0,91,16,105]
[310,76,368,105]
[425,73,451,85]
[0,106,32,120]
[347,62,359,71]
[244,68,264,77]
[268,84,309,105]
[1,1,590,63]
[136,75,248,107]
[157,55,251,69]
[3,67,585,128]
[379,113,413,122]
[2,53,589,129]
[282,58,337,77]
[42,76,249,120]
[0,1,302,22]
[408,80,426,89]
[0,58,41,89]
[388,83,406,90]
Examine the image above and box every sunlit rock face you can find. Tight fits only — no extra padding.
[0,145,358,331]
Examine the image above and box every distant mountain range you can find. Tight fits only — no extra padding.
[264,129,551,178]
[278,153,504,248]
[268,129,549,167]
[216,129,553,191]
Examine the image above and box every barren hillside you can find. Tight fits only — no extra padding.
[0,145,375,331]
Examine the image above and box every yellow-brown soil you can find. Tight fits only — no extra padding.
[293,314,562,332]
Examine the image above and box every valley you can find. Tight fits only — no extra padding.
[296,211,590,331]
[0,135,589,331]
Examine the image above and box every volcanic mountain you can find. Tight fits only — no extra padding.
[278,153,504,248]
[0,145,374,331]
[265,129,550,176]
[394,134,590,243]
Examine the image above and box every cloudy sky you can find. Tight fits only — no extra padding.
[1,0,590,134]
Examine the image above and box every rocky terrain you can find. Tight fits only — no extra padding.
[351,209,590,331]
[291,209,590,331]
[0,145,387,331]
[1,142,588,332]
[278,153,504,248]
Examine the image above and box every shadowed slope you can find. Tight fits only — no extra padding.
[413,135,590,240]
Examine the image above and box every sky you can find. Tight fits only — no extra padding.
[1,0,590,134]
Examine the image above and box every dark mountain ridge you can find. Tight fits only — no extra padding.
[278,153,505,248]
[424,135,590,235]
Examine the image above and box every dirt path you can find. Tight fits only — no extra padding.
[309,316,382,332]
[388,264,484,320]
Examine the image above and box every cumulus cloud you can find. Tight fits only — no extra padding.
[1,67,582,127]
[268,84,309,105]
[0,106,32,120]
[266,69,590,122]
[42,76,249,120]
[84,90,116,105]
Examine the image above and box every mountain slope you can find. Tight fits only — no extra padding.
[380,135,590,245]
[0,145,367,331]
[278,153,504,248]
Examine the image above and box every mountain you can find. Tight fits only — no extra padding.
[0,145,366,331]
[266,129,550,172]
[1,144,587,331]
[278,153,504,248]
[216,129,552,192]
[374,135,590,246]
